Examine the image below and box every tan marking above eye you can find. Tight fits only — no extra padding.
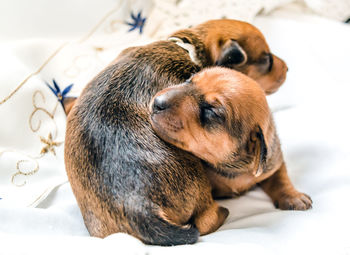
[204,95,221,106]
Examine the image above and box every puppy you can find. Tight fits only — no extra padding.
[150,67,312,211]
[64,19,288,246]
[63,19,287,115]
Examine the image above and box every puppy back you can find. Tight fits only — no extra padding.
[64,40,208,245]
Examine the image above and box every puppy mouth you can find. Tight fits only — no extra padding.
[150,114,185,147]
[265,88,279,95]
[150,112,184,131]
[264,80,283,95]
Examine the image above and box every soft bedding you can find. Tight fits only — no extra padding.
[1,0,350,254]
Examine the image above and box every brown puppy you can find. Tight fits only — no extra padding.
[150,67,312,210]
[63,19,287,115]
[65,20,288,246]
[175,19,287,94]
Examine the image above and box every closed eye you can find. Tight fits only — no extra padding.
[267,53,273,72]
[199,103,225,127]
[200,107,217,123]
[257,53,273,73]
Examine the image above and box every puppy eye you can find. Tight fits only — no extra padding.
[258,53,273,73]
[200,104,223,126]
[267,53,273,72]
[201,107,216,121]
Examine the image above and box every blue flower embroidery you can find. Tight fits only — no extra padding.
[126,11,146,34]
[46,79,73,107]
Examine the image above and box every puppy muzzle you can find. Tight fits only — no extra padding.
[152,94,171,114]
[151,88,185,115]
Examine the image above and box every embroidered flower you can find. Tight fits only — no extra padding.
[40,133,62,156]
[46,79,73,107]
[126,11,146,34]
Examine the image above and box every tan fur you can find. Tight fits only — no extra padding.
[64,19,288,116]
[192,20,288,94]
[65,20,290,244]
[150,67,312,211]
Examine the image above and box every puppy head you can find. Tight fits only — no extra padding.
[150,67,270,174]
[172,19,288,94]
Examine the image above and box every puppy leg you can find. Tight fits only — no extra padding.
[259,162,312,210]
[194,202,229,235]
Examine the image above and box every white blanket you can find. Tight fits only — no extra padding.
[1,1,350,254]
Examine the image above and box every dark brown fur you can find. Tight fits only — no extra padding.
[63,20,288,115]
[64,20,288,246]
[150,67,312,210]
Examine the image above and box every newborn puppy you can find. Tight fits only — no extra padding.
[63,19,288,115]
[65,19,288,246]
[150,67,312,211]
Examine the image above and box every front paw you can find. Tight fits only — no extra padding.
[274,192,312,210]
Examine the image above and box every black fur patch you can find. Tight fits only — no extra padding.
[216,44,246,66]
[257,126,267,166]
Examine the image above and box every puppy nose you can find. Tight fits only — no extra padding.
[152,94,170,113]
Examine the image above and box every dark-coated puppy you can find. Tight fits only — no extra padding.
[150,67,312,210]
[64,19,288,246]
[63,19,288,115]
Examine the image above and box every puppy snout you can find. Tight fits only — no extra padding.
[151,88,185,114]
[152,94,170,113]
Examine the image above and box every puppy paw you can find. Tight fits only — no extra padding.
[274,192,312,210]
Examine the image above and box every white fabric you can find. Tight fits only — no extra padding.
[0,0,154,207]
[1,0,350,254]
[145,0,294,39]
[145,0,350,39]
[303,0,350,21]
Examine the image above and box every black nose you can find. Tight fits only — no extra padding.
[152,94,169,113]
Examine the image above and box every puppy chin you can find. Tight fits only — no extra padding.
[259,78,284,95]
[150,113,185,148]
[150,113,165,132]
[264,86,279,95]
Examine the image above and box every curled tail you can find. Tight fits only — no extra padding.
[132,213,199,246]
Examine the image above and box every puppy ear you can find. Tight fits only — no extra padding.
[62,96,77,116]
[216,40,247,67]
[248,126,267,177]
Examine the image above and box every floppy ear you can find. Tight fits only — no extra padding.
[216,40,247,67]
[248,126,267,177]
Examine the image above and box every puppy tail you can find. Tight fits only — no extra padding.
[136,212,199,246]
